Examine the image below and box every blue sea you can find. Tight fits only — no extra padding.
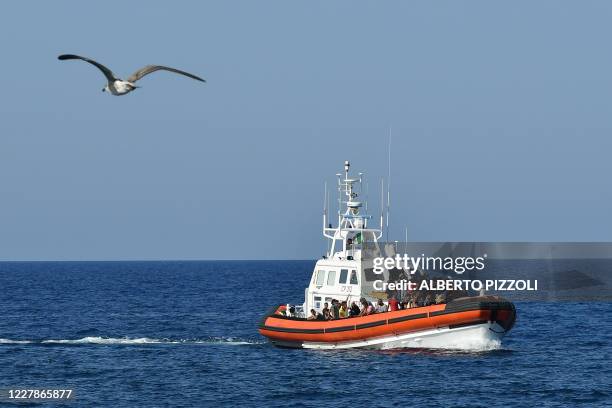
[0,261,610,407]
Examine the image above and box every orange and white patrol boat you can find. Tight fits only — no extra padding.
[259,161,516,350]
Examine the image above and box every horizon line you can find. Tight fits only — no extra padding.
[0,258,318,263]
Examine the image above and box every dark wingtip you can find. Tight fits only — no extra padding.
[58,54,78,60]
[189,74,206,82]
[188,73,205,82]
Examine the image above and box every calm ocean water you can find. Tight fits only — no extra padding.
[0,261,610,407]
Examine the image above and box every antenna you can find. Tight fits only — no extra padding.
[324,181,327,211]
[336,173,342,220]
[323,181,329,255]
[323,181,327,229]
[386,127,392,241]
[380,178,384,231]
[364,179,368,213]
[327,183,331,226]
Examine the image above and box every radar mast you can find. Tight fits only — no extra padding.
[323,161,382,259]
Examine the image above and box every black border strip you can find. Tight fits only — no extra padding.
[355,320,387,330]
[261,326,325,334]
[431,302,514,317]
[325,325,356,333]
[387,313,428,324]
[430,310,451,317]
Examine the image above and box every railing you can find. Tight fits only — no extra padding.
[286,304,306,318]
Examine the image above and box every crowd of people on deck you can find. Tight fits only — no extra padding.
[305,291,449,321]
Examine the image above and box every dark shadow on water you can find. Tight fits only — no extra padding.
[287,345,516,359]
[375,347,515,357]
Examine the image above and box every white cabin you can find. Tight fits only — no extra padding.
[302,161,384,315]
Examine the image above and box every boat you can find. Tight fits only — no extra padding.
[259,161,516,350]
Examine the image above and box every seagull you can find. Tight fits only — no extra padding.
[58,54,205,95]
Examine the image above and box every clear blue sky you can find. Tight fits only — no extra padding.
[1,1,612,260]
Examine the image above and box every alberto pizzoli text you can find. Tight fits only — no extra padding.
[373,279,538,292]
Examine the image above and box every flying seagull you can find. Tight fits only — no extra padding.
[58,54,205,95]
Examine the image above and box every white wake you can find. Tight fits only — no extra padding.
[0,336,262,346]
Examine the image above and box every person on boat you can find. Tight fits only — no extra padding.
[287,306,296,317]
[388,296,399,311]
[360,298,374,316]
[349,301,361,317]
[322,302,331,320]
[330,299,340,320]
[375,299,388,313]
[307,309,318,320]
[339,301,348,318]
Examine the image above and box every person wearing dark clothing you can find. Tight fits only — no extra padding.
[322,302,331,320]
[330,299,340,320]
[349,301,361,317]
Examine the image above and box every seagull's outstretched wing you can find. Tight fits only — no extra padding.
[127,65,206,83]
[58,54,117,82]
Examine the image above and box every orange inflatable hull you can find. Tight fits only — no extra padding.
[259,296,516,348]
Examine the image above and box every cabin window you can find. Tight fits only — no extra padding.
[315,270,325,286]
[350,270,358,285]
[339,269,348,284]
[314,296,321,309]
[326,270,336,286]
